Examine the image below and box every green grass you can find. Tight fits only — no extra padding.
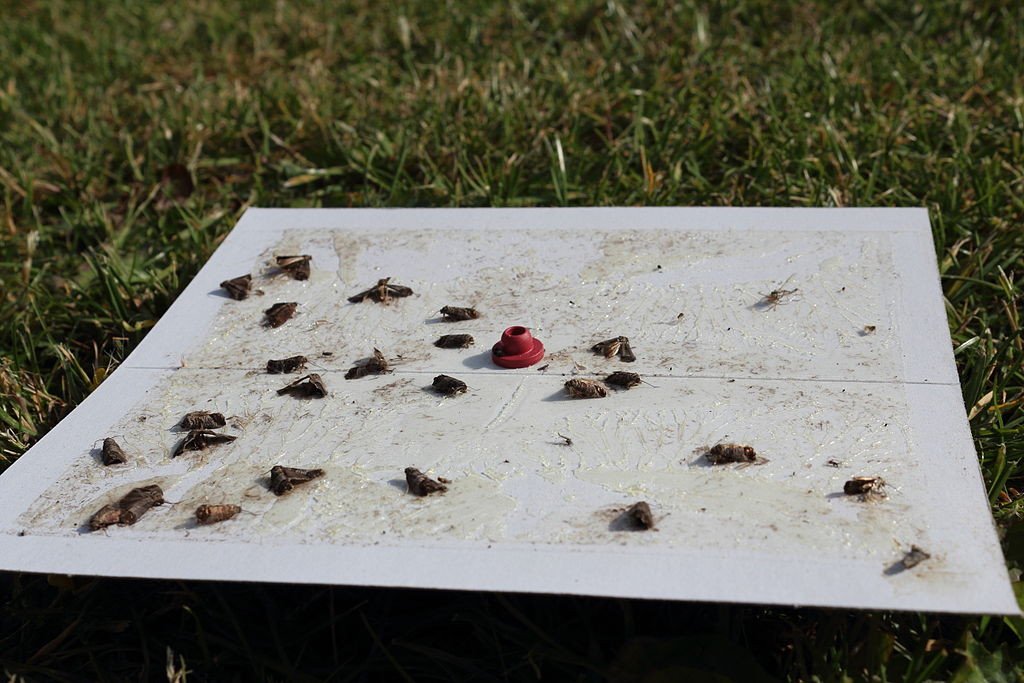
[1,0,1023,679]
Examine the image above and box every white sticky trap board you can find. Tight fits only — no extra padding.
[0,207,1016,614]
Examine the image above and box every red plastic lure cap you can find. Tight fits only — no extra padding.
[492,326,545,368]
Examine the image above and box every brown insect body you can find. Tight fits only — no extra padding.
[759,279,799,310]
[405,467,447,496]
[89,504,123,531]
[564,378,607,399]
[275,254,311,281]
[266,355,309,374]
[347,277,414,304]
[195,504,242,525]
[220,274,252,301]
[439,305,480,321]
[432,374,467,396]
[345,349,390,379]
[592,337,622,358]
[118,485,165,525]
[101,437,128,465]
[844,476,886,500]
[901,545,930,569]
[625,501,655,530]
[264,302,298,328]
[277,373,327,398]
[706,443,758,465]
[592,336,635,362]
[435,334,474,349]
[89,485,164,530]
[179,411,227,430]
[174,430,237,457]
[605,371,642,389]
[269,465,325,496]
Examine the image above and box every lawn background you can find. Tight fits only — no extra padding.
[1,1,1023,679]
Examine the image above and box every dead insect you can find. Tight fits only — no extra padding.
[266,355,309,374]
[432,374,467,396]
[101,437,128,465]
[179,411,227,430]
[405,467,447,496]
[900,545,930,570]
[264,302,298,328]
[220,274,252,301]
[89,484,165,530]
[434,334,474,349]
[564,378,607,399]
[605,371,642,389]
[439,305,480,321]
[345,349,390,379]
[860,325,877,336]
[195,504,242,525]
[118,485,165,525]
[536,364,550,372]
[758,278,799,310]
[625,501,655,530]
[347,277,414,304]
[591,336,635,362]
[277,373,327,398]
[557,433,573,446]
[173,430,237,457]
[88,504,123,531]
[844,476,887,500]
[269,465,325,496]
[705,443,758,465]
[826,459,843,468]
[275,254,312,280]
